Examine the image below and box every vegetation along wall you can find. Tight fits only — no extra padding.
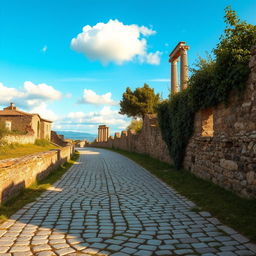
[92,9,256,198]
[92,48,256,198]
[183,48,256,198]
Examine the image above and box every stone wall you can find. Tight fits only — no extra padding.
[51,131,69,147]
[90,115,172,164]
[183,47,256,198]
[91,48,256,198]
[0,115,31,134]
[0,144,74,204]
[2,132,35,145]
[40,120,52,141]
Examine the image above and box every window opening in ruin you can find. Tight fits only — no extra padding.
[37,121,40,138]
[201,108,214,137]
[5,121,11,131]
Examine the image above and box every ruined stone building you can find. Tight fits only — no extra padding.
[91,43,256,198]
[0,103,52,140]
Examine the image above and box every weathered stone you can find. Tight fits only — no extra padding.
[246,171,255,184]
[220,159,238,171]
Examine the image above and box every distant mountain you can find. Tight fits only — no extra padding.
[55,130,97,142]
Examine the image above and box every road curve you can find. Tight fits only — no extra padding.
[0,148,255,256]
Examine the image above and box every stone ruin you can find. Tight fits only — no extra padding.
[91,44,256,198]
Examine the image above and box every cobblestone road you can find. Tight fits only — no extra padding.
[0,148,255,256]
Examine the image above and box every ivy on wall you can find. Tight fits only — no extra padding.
[157,6,256,169]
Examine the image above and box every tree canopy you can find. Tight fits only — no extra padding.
[119,84,160,118]
[127,119,143,133]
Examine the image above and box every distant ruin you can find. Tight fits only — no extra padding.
[91,44,256,198]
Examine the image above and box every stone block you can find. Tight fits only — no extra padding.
[220,159,238,171]
[246,171,255,184]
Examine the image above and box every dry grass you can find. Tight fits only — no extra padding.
[0,143,58,160]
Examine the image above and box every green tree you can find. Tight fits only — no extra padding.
[127,119,143,133]
[119,84,160,118]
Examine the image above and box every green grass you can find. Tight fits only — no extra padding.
[0,151,80,224]
[107,148,256,242]
[0,143,58,160]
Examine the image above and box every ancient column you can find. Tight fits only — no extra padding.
[104,126,107,141]
[98,127,101,142]
[102,127,105,142]
[100,126,104,142]
[180,46,189,90]
[106,127,110,141]
[171,59,179,95]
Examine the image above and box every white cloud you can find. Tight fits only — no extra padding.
[42,45,47,52]
[0,83,25,104]
[0,81,62,121]
[67,112,86,119]
[24,81,61,100]
[61,106,129,127]
[71,19,161,65]
[29,103,58,121]
[79,89,118,105]
[145,51,161,65]
[139,26,156,36]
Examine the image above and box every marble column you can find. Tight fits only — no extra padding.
[171,59,179,95]
[100,128,103,142]
[106,127,110,141]
[180,48,188,90]
[98,127,100,142]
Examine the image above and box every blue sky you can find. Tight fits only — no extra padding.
[0,0,256,135]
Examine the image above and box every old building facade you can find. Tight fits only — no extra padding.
[0,103,52,140]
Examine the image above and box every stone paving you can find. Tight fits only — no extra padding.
[0,148,255,256]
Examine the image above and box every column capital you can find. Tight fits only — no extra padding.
[171,58,179,64]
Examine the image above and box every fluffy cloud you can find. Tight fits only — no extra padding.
[145,51,161,65]
[62,106,129,128]
[79,89,118,105]
[29,103,58,121]
[24,81,61,100]
[0,81,61,121]
[0,83,25,103]
[71,19,161,65]
[139,26,156,36]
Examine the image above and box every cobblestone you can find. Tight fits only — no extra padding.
[0,148,254,255]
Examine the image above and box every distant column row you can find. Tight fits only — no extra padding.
[98,125,110,142]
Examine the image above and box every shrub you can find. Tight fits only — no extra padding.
[35,139,50,147]
[157,6,256,168]
[127,119,143,133]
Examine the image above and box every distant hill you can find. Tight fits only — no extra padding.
[55,131,97,142]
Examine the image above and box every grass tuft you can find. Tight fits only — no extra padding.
[0,142,58,160]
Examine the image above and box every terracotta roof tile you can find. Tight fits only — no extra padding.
[0,110,52,123]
